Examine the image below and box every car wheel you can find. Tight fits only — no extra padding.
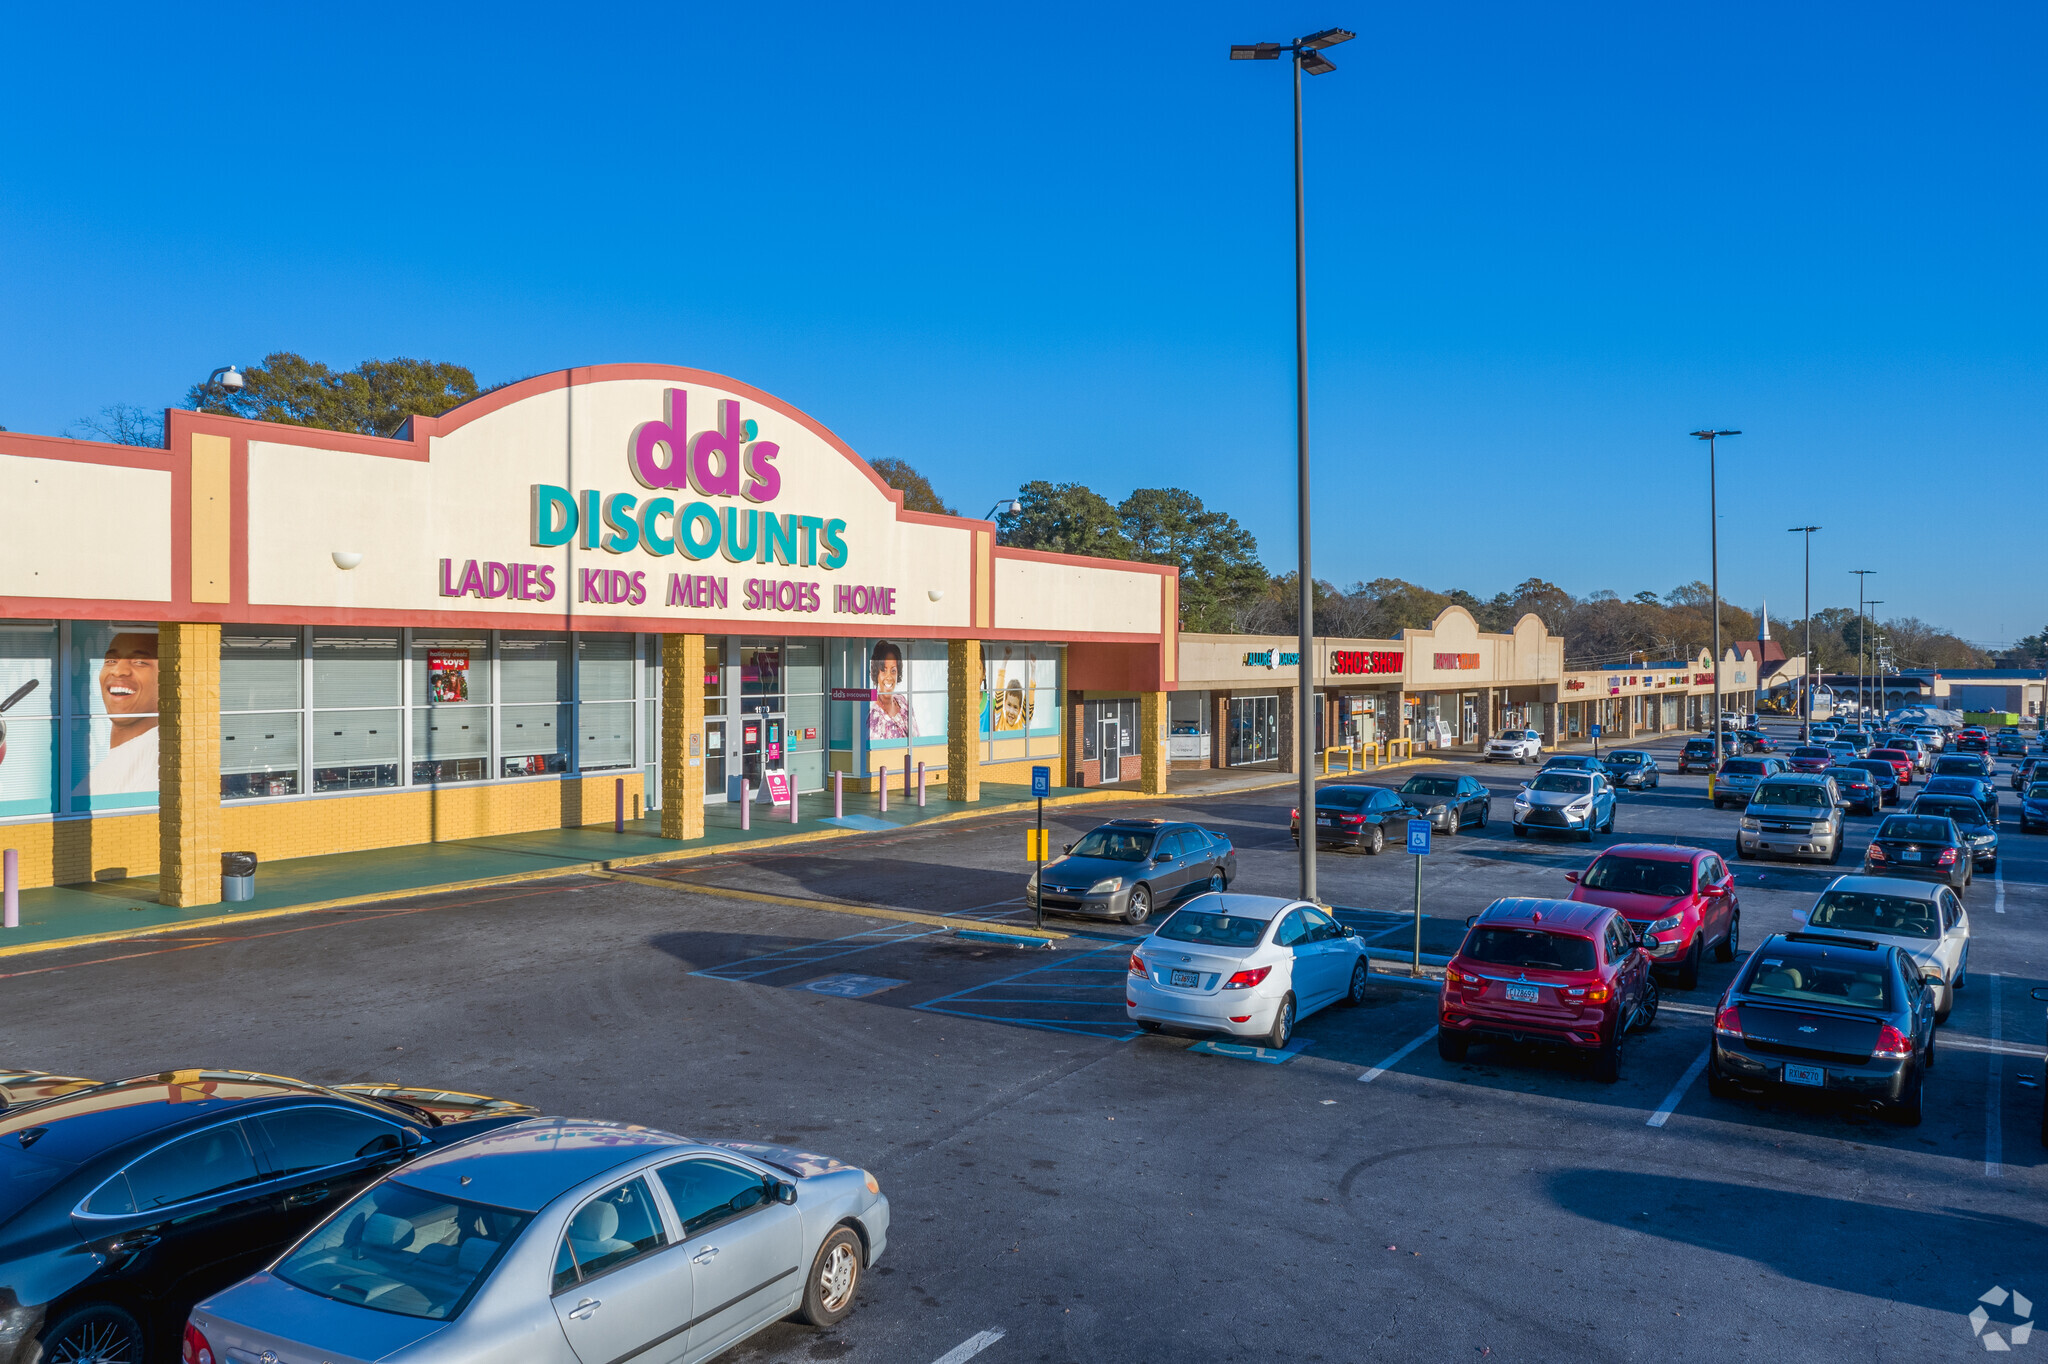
[1265,993,1295,1050]
[1365,825,1385,855]
[37,1303,144,1364]
[2040,1085,2047,1149]
[1675,934,1703,990]
[1123,884,1152,926]
[1342,959,1369,1006]
[1925,1028,1937,1070]
[1826,834,1842,865]
[1734,840,1750,860]
[1935,981,1953,1025]
[1706,1062,1738,1100]
[1887,1070,1924,1127]
[1715,910,1738,962]
[1437,1029,1470,1062]
[797,1226,865,1327]
[1137,1018,1163,1033]
[1591,1021,1625,1083]
[1513,824,1527,838]
[1446,809,1460,835]
[1635,975,1661,1030]
[1986,857,1999,874]
[1474,803,1488,828]
[1207,870,1226,893]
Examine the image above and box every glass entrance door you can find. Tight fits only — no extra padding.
[1227,695,1279,766]
[731,712,786,802]
[1098,709,1121,778]
[704,717,727,802]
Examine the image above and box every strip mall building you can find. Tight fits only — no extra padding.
[0,366,1179,903]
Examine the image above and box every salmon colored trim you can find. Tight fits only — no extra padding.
[168,433,193,615]
[992,544,1177,577]
[0,430,175,470]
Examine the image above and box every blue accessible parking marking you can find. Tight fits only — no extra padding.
[1185,1037,1315,1064]
[821,814,900,831]
[789,973,908,998]
[912,942,1139,1039]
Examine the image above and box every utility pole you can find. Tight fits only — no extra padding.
[1851,570,1875,718]
[1789,526,1819,741]
[1692,431,1740,761]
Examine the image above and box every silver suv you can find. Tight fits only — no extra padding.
[1711,756,1788,810]
[1738,773,1844,864]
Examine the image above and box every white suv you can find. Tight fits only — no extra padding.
[1486,728,1543,763]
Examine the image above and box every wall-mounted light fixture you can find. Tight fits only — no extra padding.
[332,551,363,570]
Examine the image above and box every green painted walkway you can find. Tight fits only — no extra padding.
[0,780,1114,956]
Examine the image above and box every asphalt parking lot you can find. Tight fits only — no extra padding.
[6,718,2045,1361]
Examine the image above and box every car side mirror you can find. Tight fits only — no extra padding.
[2031,986,2048,1003]
[775,1180,798,1205]
[1464,914,1479,928]
[1564,870,1581,883]
[1063,843,1073,854]
[400,1128,425,1153]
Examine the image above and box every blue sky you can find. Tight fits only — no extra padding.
[4,3,2042,643]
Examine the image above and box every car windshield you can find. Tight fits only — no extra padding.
[1753,782,1829,807]
[1068,829,1154,861]
[1580,855,1692,897]
[1792,748,1832,759]
[1721,760,1765,776]
[1153,910,1270,948]
[1745,954,1894,1011]
[1607,752,1643,765]
[1401,777,1459,798]
[1531,774,1591,794]
[1464,928,1597,971]
[1916,799,1989,829]
[275,1182,531,1321]
[1806,890,1941,940]
[2029,784,2048,800]
[1878,816,1953,842]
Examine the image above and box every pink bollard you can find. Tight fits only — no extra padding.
[834,770,844,819]
[615,777,625,833]
[789,780,799,825]
[917,761,926,807]
[879,765,888,813]
[741,780,751,830]
[3,848,15,929]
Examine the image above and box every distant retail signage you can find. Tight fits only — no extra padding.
[1434,653,1480,670]
[1694,672,1714,684]
[829,687,875,701]
[1565,679,1586,691]
[1242,650,1301,668]
[1330,650,1403,676]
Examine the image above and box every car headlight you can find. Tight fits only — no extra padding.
[1090,877,1123,894]
[1645,914,1683,933]
[1513,793,1530,806]
[1429,804,1447,816]
[1739,817,1760,831]
[1808,821,1833,835]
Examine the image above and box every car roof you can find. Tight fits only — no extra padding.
[1099,818,1170,830]
[0,1071,345,1169]
[1475,897,1610,932]
[1758,772,1830,785]
[1169,892,1306,922]
[1819,874,1942,902]
[396,1118,698,1213]
[1593,843,1702,863]
[1760,931,1894,962]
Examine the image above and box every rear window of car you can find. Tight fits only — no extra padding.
[1753,781,1829,807]
[1792,748,1832,759]
[1463,928,1596,972]
[1806,890,1940,939]
[1154,910,1269,947]
[1580,855,1692,897]
[1933,757,1984,774]
[1914,798,1989,828]
[1720,760,1766,776]
[1824,768,1870,785]
[1745,953,1894,1011]
[1847,760,1893,778]
[1878,816,1953,841]
[1316,788,1371,811]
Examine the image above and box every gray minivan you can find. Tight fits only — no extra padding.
[1712,756,1788,810]
[1737,773,1844,864]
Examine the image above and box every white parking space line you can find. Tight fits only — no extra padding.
[1359,1027,1439,1083]
[1987,973,2004,1179]
[1659,1002,1714,1016]
[930,1327,1007,1364]
[1995,863,2006,914]
[1646,1047,1712,1128]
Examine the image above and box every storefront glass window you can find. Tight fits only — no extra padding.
[498,633,570,777]
[577,635,637,772]
[68,623,161,812]
[222,628,302,799]
[784,638,826,792]
[413,633,490,784]
[740,640,783,714]
[980,643,1058,760]
[1227,695,1278,766]
[312,631,401,792]
[0,622,59,818]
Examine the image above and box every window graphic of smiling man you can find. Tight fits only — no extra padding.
[73,631,160,798]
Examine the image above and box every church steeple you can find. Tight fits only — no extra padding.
[1760,598,1770,641]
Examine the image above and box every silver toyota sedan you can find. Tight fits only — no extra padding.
[185,1119,889,1364]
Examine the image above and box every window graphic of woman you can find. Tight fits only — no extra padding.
[868,642,916,740]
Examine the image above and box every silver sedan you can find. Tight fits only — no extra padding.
[187,1119,889,1364]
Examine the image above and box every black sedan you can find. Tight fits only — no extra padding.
[1845,758,1904,805]
[1823,765,1883,816]
[1292,784,1418,855]
[1910,794,1999,870]
[1396,774,1492,833]
[1737,728,1776,753]
[1599,749,1662,789]
[1708,931,1936,1125]
[1863,813,1972,889]
[1920,774,2000,827]
[0,1069,534,1362]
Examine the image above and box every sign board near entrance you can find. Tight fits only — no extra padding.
[766,772,792,806]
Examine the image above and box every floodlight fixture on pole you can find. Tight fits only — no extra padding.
[984,499,1021,521]
[1788,525,1820,740]
[1231,23,1350,904]
[1692,430,1739,762]
[202,365,244,406]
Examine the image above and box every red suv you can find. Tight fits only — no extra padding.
[1438,898,1658,1082]
[1564,843,1739,989]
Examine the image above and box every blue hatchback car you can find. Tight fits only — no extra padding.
[2021,781,2048,834]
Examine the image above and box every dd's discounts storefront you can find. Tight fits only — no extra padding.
[0,365,1175,903]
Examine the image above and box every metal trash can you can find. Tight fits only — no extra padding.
[222,850,257,902]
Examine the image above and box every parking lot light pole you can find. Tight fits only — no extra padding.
[1692,430,1740,764]
[1788,526,1820,741]
[1851,569,1875,718]
[1233,24,1353,902]
[1865,602,1884,717]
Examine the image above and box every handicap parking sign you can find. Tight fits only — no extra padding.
[1031,765,1051,798]
[1591,723,1602,737]
[1407,819,1432,855]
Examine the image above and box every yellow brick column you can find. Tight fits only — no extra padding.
[947,639,982,803]
[661,634,706,841]
[1140,690,1169,794]
[158,622,222,907]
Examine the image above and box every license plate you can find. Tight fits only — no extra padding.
[1316,815,1334,826]
[1505,984,1539,1003]
[1783,1062,1824,1087]
[1170,969,1200,988]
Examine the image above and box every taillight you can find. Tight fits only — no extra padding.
[1340,813,1367,826]
[1223,966,1272,990]
[1937,848,1957,866]
[183,1322,216,1364]
[1290,807,1299,821]
[1872,1023,1915,1058]
[1867,844,1887,862]
[1714,1005,1743,1038]
[1448,968,1484,987]
[1583,984,1612,1004]
[1128,953,1145,976]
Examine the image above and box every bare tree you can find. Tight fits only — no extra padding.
[70,404,164,447]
